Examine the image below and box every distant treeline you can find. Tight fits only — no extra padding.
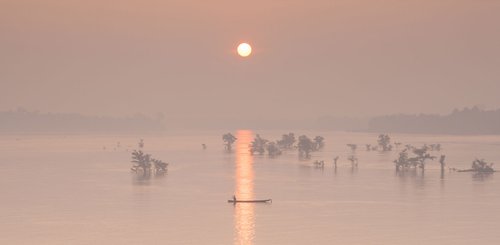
[3,107,500,134]
[0,109,165,133]
[368,107,500,135]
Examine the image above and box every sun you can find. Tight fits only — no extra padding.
[237,43,252,57]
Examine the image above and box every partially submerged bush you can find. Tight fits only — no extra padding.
[394,146,436,171]
[131,150,169,176]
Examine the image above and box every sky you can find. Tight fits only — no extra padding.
[1,0,500,127]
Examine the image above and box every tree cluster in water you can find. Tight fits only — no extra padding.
[130,140,168,177]
[377,134,392,151]
[222,132,325,159]
[390,142,447,171]
[457,159,495,173]
[352,134,496,176]
[393,146,436,171]
[297,135,324,159]
[124,133,494,182]
[362,134,395,152]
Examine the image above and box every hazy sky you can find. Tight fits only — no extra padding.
[1,0,499,125]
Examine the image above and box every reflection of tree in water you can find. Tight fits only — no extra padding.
[132,170,167,185]
[472,172,494,181]
[395,168,426,189]
[395,168,423,178]
[348,155,358,168]
[346,143,359,171]
[313,160,325,169]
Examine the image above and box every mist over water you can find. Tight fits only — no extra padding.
[2,1,500,244]
[2,1,500,122]
[1,131,499,245]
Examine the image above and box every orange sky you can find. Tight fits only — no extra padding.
[1,0,499,127]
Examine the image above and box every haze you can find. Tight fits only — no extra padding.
[1,0,500,127]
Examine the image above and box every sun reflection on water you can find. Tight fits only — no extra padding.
[234,130,255,245]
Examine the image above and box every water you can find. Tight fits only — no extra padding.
[1,131,499,244]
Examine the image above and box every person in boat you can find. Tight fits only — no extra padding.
[233,195,237,202]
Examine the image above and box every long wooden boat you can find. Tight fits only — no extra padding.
[228,199,272,203]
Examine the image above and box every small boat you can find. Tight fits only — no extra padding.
[228,199,272,203]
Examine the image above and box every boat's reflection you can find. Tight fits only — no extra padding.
[234,130,255,245]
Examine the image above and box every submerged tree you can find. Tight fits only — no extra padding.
[222,133,237,151]
[151,158,168,173]
[266,142,282,157]
[454,159,496,180]
[250,134,268,155]
[347,144,357,152]
[313,160,325,168]
[471,159,494,172]
[457,159,495,173]
[298,135,314,159]
[277,133,296,149]
[131,150,169,176]
[348,155,358,168]
[394,149,410,171]
[313,136,325,151]
[377,134,392,151]
[412,146,436,170]
[439,155,446,172]
[131,150,151,174]
[394,146,435,171]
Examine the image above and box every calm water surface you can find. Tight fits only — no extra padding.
[1,131,499,244]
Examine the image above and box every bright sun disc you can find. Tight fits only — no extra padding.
[237,43,252,57]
